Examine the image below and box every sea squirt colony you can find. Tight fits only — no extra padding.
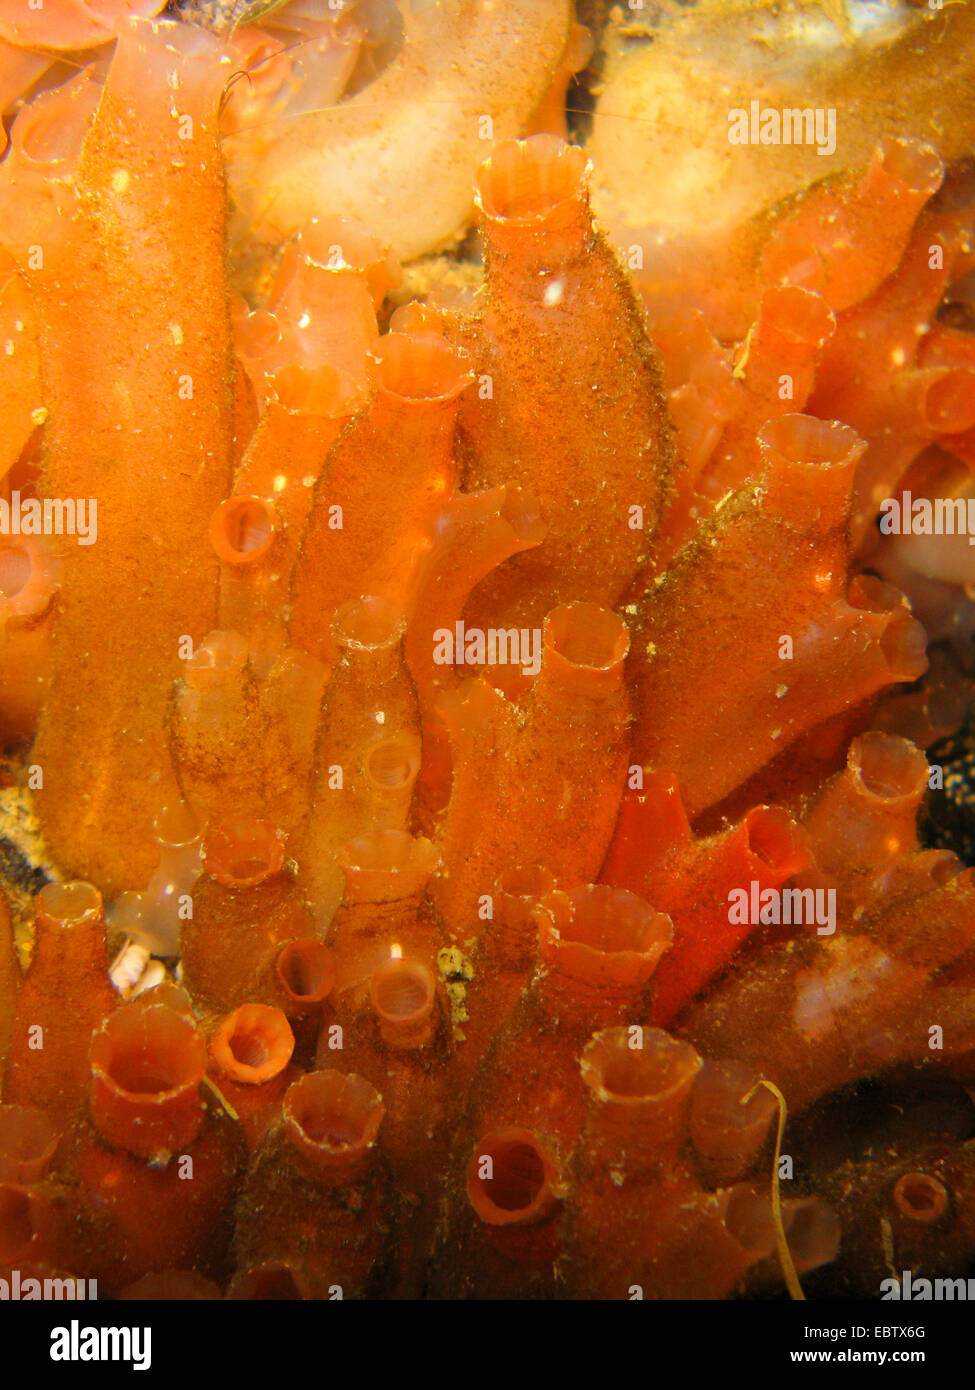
[0,0,974,1299]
